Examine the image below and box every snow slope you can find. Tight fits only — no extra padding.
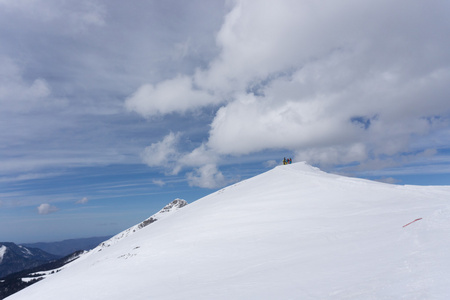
[94,198,187,249]
[8,162,450,299]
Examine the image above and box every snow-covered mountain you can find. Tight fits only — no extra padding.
[0,243,59,278]
[8,162,450,299]
[2,199,188,299]
[0,250,84,299]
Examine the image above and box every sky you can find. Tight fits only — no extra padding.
[1,0,450,243]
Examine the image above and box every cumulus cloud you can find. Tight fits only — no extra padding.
[132,0,450,172]
[76,197,88,204]
[207,92,358,155]
[141,132,225,187]
[141,132,182,172]
[178,143,219,168]
[204,0,450,164]
[125,75,218,117]
[37,203,59,215]
[186,164,227,189]
[141,132,220,176]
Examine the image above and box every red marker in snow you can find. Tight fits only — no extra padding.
[402,218,422,228]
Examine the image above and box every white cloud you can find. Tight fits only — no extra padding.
[76,197,88,204]
[197,0,450,166]
[133,0,450,179]
[140,132,226,188]
[178,143,219,168]
[141,132,181,166]
[125,75,218,117]
[206,92,354,155]
[141,131,222,174]
[0,57,68,113]
[186,164,227,189]
[374,177,400,184]
[152,179,166,187]
[37,203,59,215]
[295,144,368,167]
[0,0,106,33]
[264,160,279,168]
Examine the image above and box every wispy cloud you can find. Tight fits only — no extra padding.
[76,197,89,204]
[152,179,166,187]
[0,172,64,183]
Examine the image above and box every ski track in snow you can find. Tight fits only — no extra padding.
[8,162,450,300]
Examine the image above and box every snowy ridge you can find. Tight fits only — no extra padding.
[9,163,450,300]
[0,245,6,264]
[94,199,188,250]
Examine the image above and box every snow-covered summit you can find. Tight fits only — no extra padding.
[8,164,450,300]
[276,160,322,172]
[155,198,188,215]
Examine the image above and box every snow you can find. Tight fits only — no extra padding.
[0,245,6,264]
[18,245,32,257]
[28,268,63,278]
[21,278,41,283]
[94,198,187,249]
[7,162,450,299]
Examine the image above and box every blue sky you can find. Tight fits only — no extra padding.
[1,0,450,243]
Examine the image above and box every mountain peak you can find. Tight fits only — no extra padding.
[275,161,323,173]
[8,167,450,299]
[159,198,188,214]
[137,199,187,229]
[96,198,188,249]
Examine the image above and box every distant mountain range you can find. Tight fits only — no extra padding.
[0,236,112,299]
[21,236,112,257]
[0,243,59,279]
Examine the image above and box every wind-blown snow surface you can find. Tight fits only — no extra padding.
[8,163,450,299]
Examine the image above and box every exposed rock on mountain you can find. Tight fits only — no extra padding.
[97,198,188,249]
